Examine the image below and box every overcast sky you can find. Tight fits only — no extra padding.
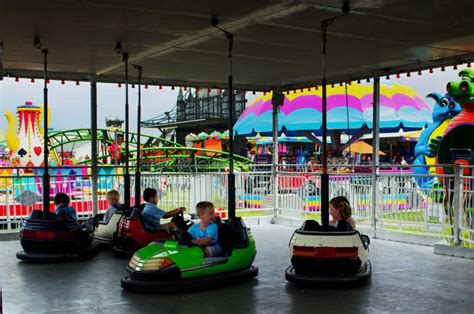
[0,65,465,140]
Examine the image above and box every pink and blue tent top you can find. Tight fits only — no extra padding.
[235,83,432,136]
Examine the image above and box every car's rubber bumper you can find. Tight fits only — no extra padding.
[285,260,371,285]
[121,265,259,293]
[16,243,99,263]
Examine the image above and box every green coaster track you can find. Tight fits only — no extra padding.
[48,128,251,171]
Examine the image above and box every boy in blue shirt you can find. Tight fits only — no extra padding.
[142,188,185,232]
[54,193,77,220]
[188,201,222,257]
[103,189,121,223]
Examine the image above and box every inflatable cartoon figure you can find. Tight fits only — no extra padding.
[430,69,474,166]
[413,93,461,189]
[4,101,45,167]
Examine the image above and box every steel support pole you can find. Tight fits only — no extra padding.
[123,54,131,210]
[42,49,50,212]
[228,73,236,219]
[90,79,98,216]
[134,65,143,208]
[452,164,462,246]
[321,78,329,225]
[371,77,380,230]
[272,95,279,218]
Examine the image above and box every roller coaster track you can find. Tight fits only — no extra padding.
[48,128,250,170]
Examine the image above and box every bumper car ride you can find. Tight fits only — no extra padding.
[285,223,371,285]
[121,217,258,293]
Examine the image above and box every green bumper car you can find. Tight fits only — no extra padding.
[121,217,258,293]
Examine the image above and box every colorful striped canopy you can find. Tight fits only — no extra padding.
[234,83,432,136]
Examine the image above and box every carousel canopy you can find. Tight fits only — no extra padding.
[234,83,432,136]
[0,1,473,90]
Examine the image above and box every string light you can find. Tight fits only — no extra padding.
[159,85,163,90]
[441,66,445,72]
[429,68,434,74]
[418,70,422,75]
[396,73,400,79]
[357,79,361,84]
[131,83,135,88]
[31,78,35,83]
[315,86,319,90]
[76,80,80,86]
[184,86,187,91]
[307,87,311,92]
[339,82,343,87]
[46,79,50,84]
[467,63,472,68]
[171,86,175,90]
[252,91,256,95]
[263,91,267,95]
[207,88,211,93]
[385,75,390,80]
[453,64,458,70]
[118,83,122,88]
[61,80,65,85]
[144,84,148,89]
[407,72,411,77]
[331,83,334,88]
[366,78,370,82]
[15,77,19,82]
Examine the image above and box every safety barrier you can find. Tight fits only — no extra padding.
[0,164,472,248]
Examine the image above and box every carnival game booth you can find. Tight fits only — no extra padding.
[255,135,315,170]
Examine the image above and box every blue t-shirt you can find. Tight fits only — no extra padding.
[55,204,77,220]
[142,202,166,230]
[103,204,120,223]
[188,223,222,251]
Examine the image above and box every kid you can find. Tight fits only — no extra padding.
[141,187,185,232]
[328,196,356,230]
[188,201,222,257]
[102,189,121,223]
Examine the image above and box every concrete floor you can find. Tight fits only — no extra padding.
[1,224,473,314]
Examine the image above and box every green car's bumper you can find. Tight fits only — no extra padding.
[121,265,258,293]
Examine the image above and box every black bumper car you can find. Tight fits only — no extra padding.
[16,210,98,263]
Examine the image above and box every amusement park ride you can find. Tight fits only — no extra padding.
[0,0,472,294]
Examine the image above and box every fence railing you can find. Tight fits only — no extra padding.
[0,164,472,248]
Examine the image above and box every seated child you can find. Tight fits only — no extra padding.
[188,201,223,257]
[54,193,77,220]
[103,189,121,223]
[301,196,356,232]
[141,188,185,232]
[328,196,356,230]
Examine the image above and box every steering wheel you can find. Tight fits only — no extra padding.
[174,229,194,244]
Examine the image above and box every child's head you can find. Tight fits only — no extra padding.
[196,201,215,224]
[143,188,158,205]
[106,189,120,206]
[329,196,352,221]
[54,193,70,206]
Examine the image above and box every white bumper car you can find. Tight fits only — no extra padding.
[286,220,371,284]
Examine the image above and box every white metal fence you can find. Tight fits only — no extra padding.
[0,164,472,248]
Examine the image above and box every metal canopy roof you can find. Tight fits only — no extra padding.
[1,0,474,90]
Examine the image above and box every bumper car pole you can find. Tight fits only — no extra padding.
[35,36,50,213]
[133,65,143,208]
[212,17,236,219]
[115,41,131,210]
[320,5,350,225]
